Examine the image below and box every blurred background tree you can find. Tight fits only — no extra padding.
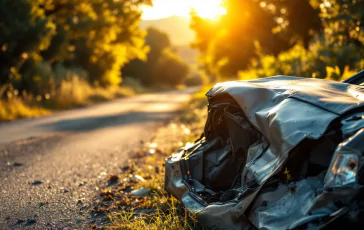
[191,0,294,80]
[191,0,364,81]
[1,0,364,121]
[123,27,189,86]
[0,0,56,93]
[1,0,152,97]
[265,0,322,49]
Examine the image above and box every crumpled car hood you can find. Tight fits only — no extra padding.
[207,76,364,185]
[165,76,364,229]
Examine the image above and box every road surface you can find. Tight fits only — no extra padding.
[0,88,197,229]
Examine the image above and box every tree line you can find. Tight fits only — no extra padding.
[0,0,189,99]
[191,0,364,81]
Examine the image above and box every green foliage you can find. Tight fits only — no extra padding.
[239,41,364,81]
[123,27,190,86]
[0,74,136,121]
[191,0,364,81]
[0,0,56,87]
[190,0,293,80]
[146,27,171,62]
[0,0,151,97]
[121,77,145,94]
[265,0,322,48]
[152,49,189,86]
[46,0,151,86]
[0,97,50,122]
[183,74,204,86]
[311,0,364,48]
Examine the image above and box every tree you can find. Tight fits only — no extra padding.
[123,27,189,86]
[265,0,322,49]
[236,0,363,81]
[191,0,363,81]
[190,0,327,80]
[152,49,189,86]
[0,0,55,90]
[42,0,151,86]
[311,0,364,48]
[146,27,171,63]
[0,0,152,96]
[308,0,364,73]
[190,0,291,80]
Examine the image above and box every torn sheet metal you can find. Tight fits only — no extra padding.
[249,174,325,230]
[165,76,364,229]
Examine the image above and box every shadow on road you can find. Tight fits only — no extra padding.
[37,110,180,132]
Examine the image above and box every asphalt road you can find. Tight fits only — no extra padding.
[0,88,197,229]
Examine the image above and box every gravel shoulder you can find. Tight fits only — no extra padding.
[0,88,197,229]
[86,88,208,229]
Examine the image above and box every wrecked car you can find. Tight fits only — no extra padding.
[165,72,364,229]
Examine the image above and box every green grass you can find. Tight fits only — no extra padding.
[0,78,138,122]
[0,76,193,122]
[108,198,200,230]
[106,157,203,230]
[103,88,209,230]
[107,162,202,230]
[45,77,137,110]
[0,97,50,122]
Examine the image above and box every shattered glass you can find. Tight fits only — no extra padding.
[325,153,359,187]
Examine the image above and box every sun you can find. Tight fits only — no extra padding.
[189,0,227,19]
[141,0,226,20]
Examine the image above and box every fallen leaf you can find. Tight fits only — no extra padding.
[108,175,119,183]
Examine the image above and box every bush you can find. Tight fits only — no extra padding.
[239,38,364,81]
[0,84,49,121]
[122,28,190,87]
[151,49,189,86]
[121,77,145,93]
[183,74,204,86]
[47,77,136,110]
[0,62,139,121]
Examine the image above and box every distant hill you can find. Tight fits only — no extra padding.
[140,16,194,46]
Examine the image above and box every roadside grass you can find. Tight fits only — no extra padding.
[0,97,50,122]
[0,76,195,122]
[108,197,200,230]
[106,161,201,230]
[0,78,139,122]
[45,78,137,110]
[90,86,210,229]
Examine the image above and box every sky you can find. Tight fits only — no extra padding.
[141,0,226,20]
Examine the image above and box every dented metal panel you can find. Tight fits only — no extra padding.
[165,76,364,229]
[207,78,340,185]
[248,174,324,230]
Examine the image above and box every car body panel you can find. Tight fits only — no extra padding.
[165,76,364,229]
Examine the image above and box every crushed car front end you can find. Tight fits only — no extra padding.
[165,76,364,229]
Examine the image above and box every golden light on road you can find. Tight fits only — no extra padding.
[141,0,226,20]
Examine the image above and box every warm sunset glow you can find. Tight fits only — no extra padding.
[141,0,226,20]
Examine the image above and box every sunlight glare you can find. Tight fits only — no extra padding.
[142,0,226,20]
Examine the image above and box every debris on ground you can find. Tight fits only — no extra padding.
[87,121,206,229]
[130,187,151,197]
[16,219,24,224]
[24,219,37,226]
[31,180,43,186]
[39,202,48,207]
[108,175,119,183]
[86,88,209,229]
[7,162,23,167]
